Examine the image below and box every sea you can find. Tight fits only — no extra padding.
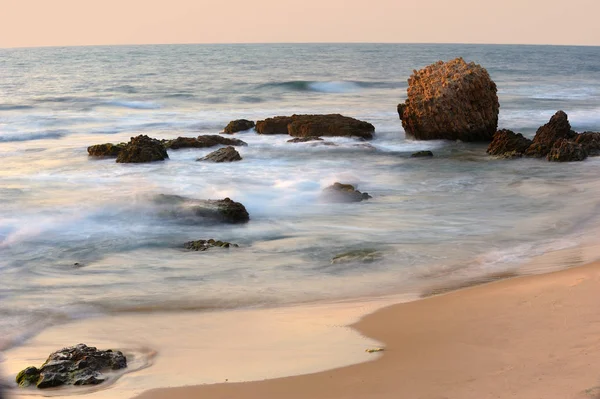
[1,43,600,350]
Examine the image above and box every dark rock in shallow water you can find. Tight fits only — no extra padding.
[525,111,577,158]
[184,239,239,251]
[164,135,247,150]
[323,182,372,203]
[87,143,126,157]
[16,344,127,389]
[397,58,499,142]
[574,132,600,156]
[411,150,434,158]
[153,195,250,224]
[487,129,532,157]
[198,146,242,162]
[116,135,168,163]
[287,137,324,143]
[223,119,255,134]
[546,139,588,162]
[256,114,375,139]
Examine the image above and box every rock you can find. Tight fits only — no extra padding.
[153,195,250,224]
[116,135,168,163]
[287,137,324,143]
[87,143,126,157]
[256,114,375,139]
[411,150,434,158]
[574,132,600,156]
[498,150,523,159]
[223,119,255,134]
[184,239,239,251]
[525,111,577,157]
[397,57,499,141]
[546,139,588,162]
[487,129,532,157]
[164,135,247,150]
[323,182,372,203]
[198,146,242,162]
[331,249,382,264]
[15,344,127,389]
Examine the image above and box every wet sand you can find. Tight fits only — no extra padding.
[135,261,600,399]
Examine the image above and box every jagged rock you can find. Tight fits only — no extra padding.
[184,239,239,251]
[411,150,434,158]
[15,344,127,389]
[331,249,383,264]
[487,129,532,157]
[223,119,255,134]
[323,182,372,203]
[397,57,499,141]
[116,135,168,163]
[198,146,242,162]
[574,132,600,156]
[87,143,126,157]
[546,139,588,162]
[256,114,375,139]
[153,195,250,224]
[525,111,577,157]
[287,137,324,143]
[164,135,247,150]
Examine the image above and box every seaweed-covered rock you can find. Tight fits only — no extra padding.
[15,344,127,389]
[287,137,324,143]
[87,143,126,157]
[256,114,375,139]
[164,135,247,150]
[397,57,499,142]
[184,239,239,251]
[487,129,532,157]
[223,119,255,134]
[323,182,372,203]
[525,111,577,157]
[116,135,168,163]
[574,132,600,156]
[411,150,434,158]
[153,195,250,224]
[546,139,588,162]
[198,146,242,162]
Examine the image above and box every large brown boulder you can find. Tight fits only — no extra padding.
[87,143,126,157]
[524,111,576,157]
[164,135,246,150]
[487,129,532,157]
[223,119,255,134]
[198,146,242,162]
[397,57,499,142]
[116,135,168,163]
[256,114,374,139]
[322,182,372,203]
[547,139,588,162]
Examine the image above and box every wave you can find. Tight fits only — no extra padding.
[0,104,34,111]
[259,80,403,94]
[102,100,162,110]
[0,130,66,142]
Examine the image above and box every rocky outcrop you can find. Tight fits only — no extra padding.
[153,195,250,224]
[546,139,588,162]
[223,119,255,134]
[198,146,242,162]
[164,135,247,150]
[397,57,499,141]
[184,239,239,251]
[87,143,126,157]
[524,111,576,157]
[256,114,375,139]
[116,135,168,163]
[574,132,600,156]
[487,129,532,157]
[322,183,372,203]
[16,344,127,389]
[411,150,434,158]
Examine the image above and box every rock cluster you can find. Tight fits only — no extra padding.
[323,183,372,203]
[164,135,247,150]
[198,146,242,162]
[116,135,169,163]
[397,57,499,142]
[487,130,532,157]
[256,114,375,140]
[223,119,255,134]
[184,239,239,251]
[87,143,126,157]
[524,110,576,158]
[16,344,127,389]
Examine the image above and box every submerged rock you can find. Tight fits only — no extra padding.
[411,150,434,158]
[16,344,127,389]
[397,57,499,141]
[116,135,168,163]
[287,137,324,143]
[223,119,255,134]
[323,182,372,203]
[198,146,242,162]
[153,195,250,224]
[331,249,383,264]
[487,129,532,157]
[184,239,239,251]
[547,139,588,162]
[87,143,126,157]
[164,135,247,150]
[256,114,375,139]
[525,111,576,158]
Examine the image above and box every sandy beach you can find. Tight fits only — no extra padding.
[133,260,600,399]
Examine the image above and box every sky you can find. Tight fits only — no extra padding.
[1,0,599,48]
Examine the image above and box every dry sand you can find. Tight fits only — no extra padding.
[135,261,600,399]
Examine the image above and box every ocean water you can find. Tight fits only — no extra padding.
[1,43,600,348]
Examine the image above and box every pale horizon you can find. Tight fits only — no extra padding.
[2,0,599,49]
